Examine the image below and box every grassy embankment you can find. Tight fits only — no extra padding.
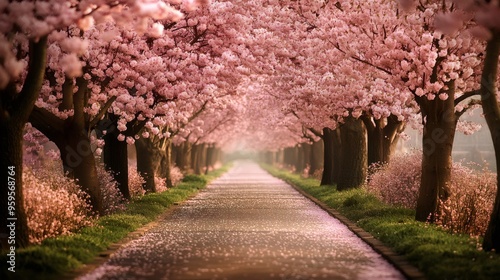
[262,164,500,280]
[1,165,230,280]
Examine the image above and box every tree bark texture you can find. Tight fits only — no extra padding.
[103,128,130,199]
[364,115,405,167]
[320,128,335,186]
[135,138,163,192]
[415,81,457,222]
[0,37,47,249]
[337,116,367,191]
[309,140,324,176]
[0,122,30,250]
[479,33,500,252]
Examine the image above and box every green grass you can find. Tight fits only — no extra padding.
[262,164,500,280]
[1,164,231,280]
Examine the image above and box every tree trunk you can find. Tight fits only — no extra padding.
[294,145,304,174]
[163,139,173,188]
[57,127,104,214]
[198,143,206,174]
[302,143,312,174]
[415,81,457,222]
[205,144,215,175]
[364,115,405,167]
[383,116,405,163]
[337,116,367,191]
[480,33,500,252]
[321,128,335,186]
[309,140,324,176]
[135,138,157,192]
[30,76,105,215]
[190,144,198,173]
[0,122,30,250]
[332,128,342,184]
[103,130,130,199]
[366,119,385,166]
[178,142,191,172]
[192,144,204,175]
[0,37,47,249]
[284,147,296,167]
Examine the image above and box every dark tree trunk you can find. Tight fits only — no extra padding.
[302,143,312,173]
[171,143,179,169]
[178,142,191,172]
[190,144,198,173]
[337,116,367,191]
[135,138,158,192]
[0,122,30,250]
[332,128,342,184]
[366,119,385,166]
[415,81,457,222]
[364,115,406,167]
[284,147,296,167]
[198,143,207,174]
[163,139,173,187]
[309,140,324,176]
[205,144,215,175]
[57,128,104,214]
[173,144,182,170]
[103,129,130,199]
[0,37,47,249]
[294,145,304,174]
[480,33,500,252]
[321,128,335,186]
[192,144,204,175]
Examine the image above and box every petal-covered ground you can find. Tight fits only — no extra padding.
[79,161,405,280]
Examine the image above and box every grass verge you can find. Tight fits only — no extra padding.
[1,164,231,280]
[262,164,500,280]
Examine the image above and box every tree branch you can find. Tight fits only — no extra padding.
[14,36,48,121]
[28,106,65,141]
[454,90,480,106]
[89,96,117,129]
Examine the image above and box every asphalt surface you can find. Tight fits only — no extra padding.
[79,161,405,280]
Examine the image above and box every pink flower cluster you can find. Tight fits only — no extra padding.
[96,164,127,214]
[23,165,93,244]
[366,151,421,209]
[128,165,146,197]
[436,162,496,236]
[367,151,496,236]
[170,165,184,186]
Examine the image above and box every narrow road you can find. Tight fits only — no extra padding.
[80,161,405,280]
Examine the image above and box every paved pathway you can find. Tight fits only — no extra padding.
[79,161,405,280]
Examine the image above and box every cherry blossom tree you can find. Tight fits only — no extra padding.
[441,0,500,252]
[0,0,193,249]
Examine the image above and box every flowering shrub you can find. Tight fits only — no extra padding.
[366,151,496,236]
[437,163,496,236]
[170,165,184,186]
[366,151,421,209]
[155,176,167,192]
[96,164,126,214]
[312,168,323,181]
[302,164,310,178]
[23,166,93,244]
[129,165,146,197]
